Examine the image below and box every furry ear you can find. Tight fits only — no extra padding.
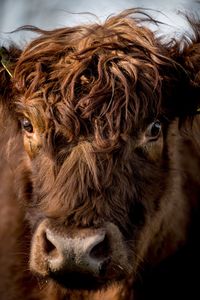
[0,46,21,107]
[0,47,13,77]
[179,16,200,87]
[166,15,200,119]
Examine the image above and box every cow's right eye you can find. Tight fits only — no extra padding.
[20,118,33,133]
[146,120,161,141]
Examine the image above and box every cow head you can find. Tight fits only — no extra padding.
[0,10,199,292]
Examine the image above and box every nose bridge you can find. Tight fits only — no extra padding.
[76,141,100,190]
[61,141,102,194]
[42,141,102,218]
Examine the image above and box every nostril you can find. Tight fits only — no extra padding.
[99,257,111,276]
[90,234,110,261]
[42,230,66,272]
[43,231,58,257]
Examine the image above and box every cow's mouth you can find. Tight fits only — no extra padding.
[49,257,126,291]
[50,269,125,291]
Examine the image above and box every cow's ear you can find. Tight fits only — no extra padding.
[165,16,200,119]
[0,46,20,107]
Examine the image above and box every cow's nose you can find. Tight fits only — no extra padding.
[43,227,110,276]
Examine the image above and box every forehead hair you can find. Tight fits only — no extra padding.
[13,10,173,149]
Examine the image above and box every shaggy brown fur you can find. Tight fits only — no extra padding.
[0,9,200,300]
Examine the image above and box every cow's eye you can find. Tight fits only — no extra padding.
[146,120,161,140]
[20,118,33,133]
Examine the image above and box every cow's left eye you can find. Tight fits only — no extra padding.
[20,118,33,133]
[146,120,161,141]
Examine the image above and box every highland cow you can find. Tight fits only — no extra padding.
[0,9,200,300]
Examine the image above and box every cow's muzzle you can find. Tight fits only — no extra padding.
[30,220,130,290]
